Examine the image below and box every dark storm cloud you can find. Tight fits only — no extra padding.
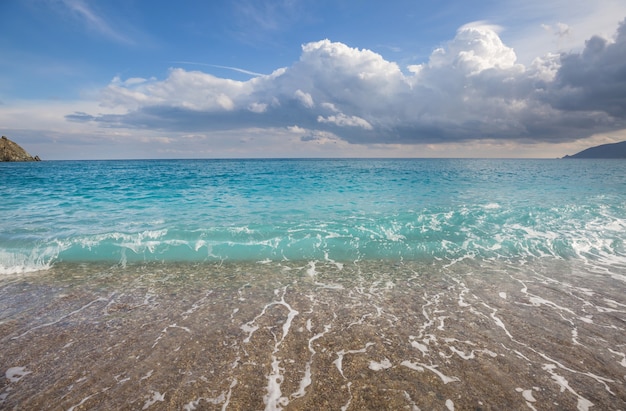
[549,20,626,117]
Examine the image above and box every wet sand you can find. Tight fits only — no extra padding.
[1,259,625,410]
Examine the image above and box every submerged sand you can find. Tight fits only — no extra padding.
[1,259,625,410]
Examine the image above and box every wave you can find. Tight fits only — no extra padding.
[0,248,57,275]
[2,204,624,275]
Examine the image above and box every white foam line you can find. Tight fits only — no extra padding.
[314,281,344,290]
[291,324,331,399]
[334,343,375,378]
[489,304,616,397]
[571,326,582,346]
[458,288,470,307]
[595,305,626,314]
[183,392,226,411]
[347,313,373,329]
[608,348,626,367]
[443,337,476,345]
[5,367,31,382]
[140,370,154,381]
[514,278,529,294]
[264,355,287,411]
[436,315,448,331]
[241,304,270,343]
[481,302,515,341]
[514,350,533,363]
[515,387,537,403]
[468,305,490,320]
[449,346,475,360]
[527,272,599,310]
[402,391,421,411]
[102,292,120,314]
[369,358,392,371]
[479,349,498,358]
[443,254,475,269]
[306,261,317,277]
[151,324,192,348]
[415,293,439,338]
[114,374,130,384]
[142,291,156,307]
[449,276,470,307]
[322,252,344,270]
[222,378,237,411]
[542,364,593,411]
[182,290,214,319]
[400,361,460,384]
[262,287,300,411]
[142,390,165,410]
[183,398,203,410]
[525,402,539,411]
[410,339,429,356]
[340,381,353,411]
[604,298,626,309]
[527,295,576,315]
[236,283,250,302]
[516,387,538,411]
[67,394,97,411]
[12,297,108,340]
[537,352,615,395]
[241,287,299,344]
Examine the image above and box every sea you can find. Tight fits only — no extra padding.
[1,159,625,410]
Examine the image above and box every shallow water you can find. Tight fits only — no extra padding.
[1,159,625,409]
[1,259,625,410]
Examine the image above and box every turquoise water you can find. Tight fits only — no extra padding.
[1,159,625,273]
[2,159,626,410]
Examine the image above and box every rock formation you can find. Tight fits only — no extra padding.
[0,136,41,162]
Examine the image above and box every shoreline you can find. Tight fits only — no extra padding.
[1,259,625,410]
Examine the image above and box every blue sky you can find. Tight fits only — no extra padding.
[1,0,626,159]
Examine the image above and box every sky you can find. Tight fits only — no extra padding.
[1,0,626,159]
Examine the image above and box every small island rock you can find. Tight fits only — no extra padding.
[0,136,41,162]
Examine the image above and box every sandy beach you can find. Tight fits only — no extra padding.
[1,259,624,410]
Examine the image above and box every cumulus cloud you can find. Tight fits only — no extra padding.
[294,89,314,108]
[74,19,626,145]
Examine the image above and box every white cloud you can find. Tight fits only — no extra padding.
[101,69,250,111]
[542,22,571,39]
[248,102,268,113]
[294,89,314,108]
[317,113,373,130]
[429,22,518,74]
[5,17,620,159]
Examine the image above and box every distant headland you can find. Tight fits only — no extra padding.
[0,136,41,162]
[563,141,626,159]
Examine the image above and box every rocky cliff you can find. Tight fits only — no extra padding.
[0,136,41,162]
